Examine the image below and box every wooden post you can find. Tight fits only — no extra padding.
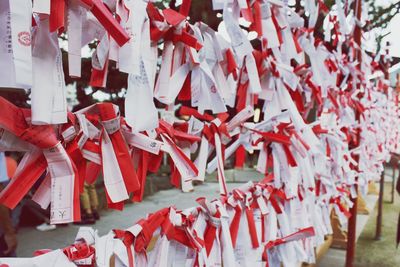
[375,170,384,240]
[331,209,348,249]
[356,192,369,215]
[345,190,358,267]
[368,181,379,195]
[391,161,397,204]
[345,0,362,266]
[375,41,390,240]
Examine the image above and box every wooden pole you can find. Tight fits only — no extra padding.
[345,0,362,266]
[375,170,385,240]
[391,162,397,204]
[375,41,390,240]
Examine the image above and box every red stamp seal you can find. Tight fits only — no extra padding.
[18,31,31,46]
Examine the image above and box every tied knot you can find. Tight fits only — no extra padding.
[113,229,135,248]
[158,120,201,143]
[266,187,287,214]
[63,242,95,264]
[113,228,136,267]
[102,116,120,135]
[42,142,63,157]
[134,209,168,252]
[253,186,263,197]
[262,227,315,261]
[250,128,291,147]
[61,125,77,143]
[207,210,222,228]
[202,120,230,145]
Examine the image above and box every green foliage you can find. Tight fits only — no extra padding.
[365,0,400,54]
[366,0,400,31]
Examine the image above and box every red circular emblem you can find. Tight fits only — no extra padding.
[18,31,31,46]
